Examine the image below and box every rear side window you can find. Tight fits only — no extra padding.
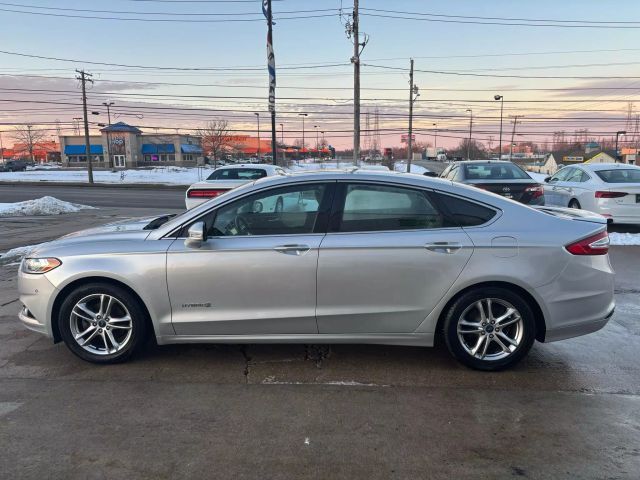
[595,169,640,183]
[434,193,497,227]
[337,184,446,232]
[207,168,267,180]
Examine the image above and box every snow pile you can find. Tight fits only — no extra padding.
[0,243,41,265]
[393,162,429,174]
[0,167,215,186]
[0,196,95,217]
[609,232,640,246]
[527,172,549,182]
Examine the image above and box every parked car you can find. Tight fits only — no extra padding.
[185,164,287,209]
[0,159,30,172]
[543,163,640,224]
[17,171,614,370]
[440,160,544,205]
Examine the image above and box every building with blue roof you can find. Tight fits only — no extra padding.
[59,122,203,168]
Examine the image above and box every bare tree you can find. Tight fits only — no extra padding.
[196,120,232,167]
[13,125,47,162]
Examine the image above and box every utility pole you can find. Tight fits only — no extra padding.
[299,113,307,159]
[510,115,522,162]
[102,101,114,171]
[76,69,94,184]
[433,123,438,157]
[352,0,360,166]
[263,0,277,165]
[466,109,473,160]
[407,58,416,173]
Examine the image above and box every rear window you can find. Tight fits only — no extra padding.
[207,168,267,180]
[463,163,530,180]
[594,169,640,183]
[434,193,497,227]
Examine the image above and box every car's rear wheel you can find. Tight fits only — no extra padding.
[569,199,581,209]
[58,283,148,364]
[443,287,536,371]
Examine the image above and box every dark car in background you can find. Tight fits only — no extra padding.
[0,159,30,172]
[440,160,544,205]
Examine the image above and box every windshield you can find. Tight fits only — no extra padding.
[594,169,640,183]
[463,163,531,180]
[207,168,267,181]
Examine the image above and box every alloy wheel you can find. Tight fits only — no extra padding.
[456,298,524,361]
[69,293,133,355]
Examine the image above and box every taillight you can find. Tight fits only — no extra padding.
[187,189,228,198]
[565,230,609,256]
[525,184,544,198]
[595,191,627,199]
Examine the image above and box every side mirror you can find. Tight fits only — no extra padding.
[185,221,207,248]
[252,200,264,213]
[544,176,552,183]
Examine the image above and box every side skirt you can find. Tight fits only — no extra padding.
[156,333,434,347]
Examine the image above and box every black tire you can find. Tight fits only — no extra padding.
[58,282,148,364]
[569,199,581,209]
[443,287,536,371]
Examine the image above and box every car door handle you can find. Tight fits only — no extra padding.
[273,244,310,255]
[424,242,462,254]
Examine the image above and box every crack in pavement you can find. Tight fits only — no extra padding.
[0,299,18,307]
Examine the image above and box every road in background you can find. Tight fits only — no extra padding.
[0,183,186,209]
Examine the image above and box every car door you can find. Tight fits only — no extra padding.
[167,181,334,336]
[544,167,573,205]
[316,181,474,334]
[560,167,589,207]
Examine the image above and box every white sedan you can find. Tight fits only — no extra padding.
[185,164,287,209]
[543,163,640,224]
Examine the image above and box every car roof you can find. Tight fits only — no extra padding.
[577,162,640,172]
[454,160,515,165]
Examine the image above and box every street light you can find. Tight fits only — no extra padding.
[279,123,284,164]
[615,130,627,162]
[254,113,260,160]
[102,101,115,170]
[314,125,319,162]
[494,94,504,160]
[466,109,473,160]
[299,113,308,159]
[432,123,438,159]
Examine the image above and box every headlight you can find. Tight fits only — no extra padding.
[22,258,62,274]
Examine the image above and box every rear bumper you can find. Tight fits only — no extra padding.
[535,253,615,342]
[544,307,614,342]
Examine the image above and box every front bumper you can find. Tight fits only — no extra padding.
[17,267,58,340]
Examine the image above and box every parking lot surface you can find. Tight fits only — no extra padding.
[1,204,639,479]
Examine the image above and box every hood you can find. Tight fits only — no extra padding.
[31,215,175,257]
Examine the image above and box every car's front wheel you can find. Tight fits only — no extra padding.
[58,283,148,364]
[443,287,536,371]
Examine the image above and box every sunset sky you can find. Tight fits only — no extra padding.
[1,0,640,150]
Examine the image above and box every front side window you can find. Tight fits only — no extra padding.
[565,168,587,182]
[336,184,445,232]
[209,184,327,236]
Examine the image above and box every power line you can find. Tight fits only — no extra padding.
[0,6,337,22]
[0,2,335,17]
[363,63,640,80]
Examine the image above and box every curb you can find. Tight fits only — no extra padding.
[0,181,188,190]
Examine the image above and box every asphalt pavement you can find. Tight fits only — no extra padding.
[0,183,186,209]
[0,207,639,479]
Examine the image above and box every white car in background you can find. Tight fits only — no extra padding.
[543,163,640,224]
[186,164,287,209]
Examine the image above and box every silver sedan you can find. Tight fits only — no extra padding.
[17,171,615,370]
